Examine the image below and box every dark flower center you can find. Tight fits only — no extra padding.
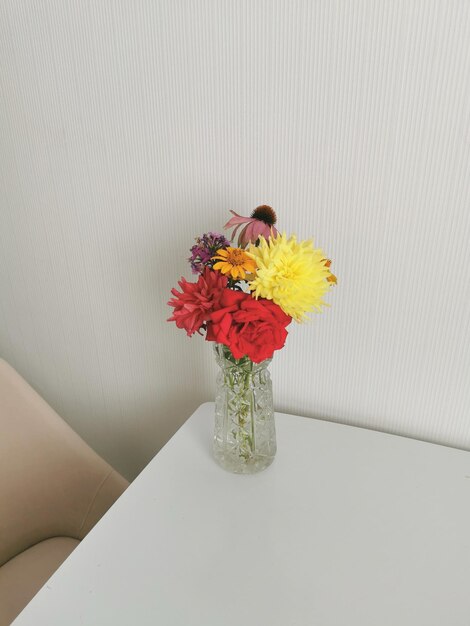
[251,205,277,226]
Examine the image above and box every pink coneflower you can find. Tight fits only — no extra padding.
[224,205,278,248]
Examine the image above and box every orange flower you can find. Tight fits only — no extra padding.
[323,259,337,284]
[212,247,257,280]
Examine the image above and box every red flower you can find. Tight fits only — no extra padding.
[167,268,228,336]
[206,290,291,362]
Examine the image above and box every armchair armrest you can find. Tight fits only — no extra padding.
[0,360,128,566]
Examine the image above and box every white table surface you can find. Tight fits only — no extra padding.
[13,403,470,626]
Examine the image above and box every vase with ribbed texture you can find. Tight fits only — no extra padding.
[213,343,276,473]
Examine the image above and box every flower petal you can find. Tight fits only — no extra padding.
[237,224,249,247]
[223,210,251,228]
[241,221,257,246]
[214,248,229,258]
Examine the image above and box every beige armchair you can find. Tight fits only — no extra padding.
[0,359,129,625]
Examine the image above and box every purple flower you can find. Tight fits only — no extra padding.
[188,232,231,274]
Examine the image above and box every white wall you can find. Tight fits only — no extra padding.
[1,1,469,480]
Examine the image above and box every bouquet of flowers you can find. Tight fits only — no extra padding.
[168,205,336,473]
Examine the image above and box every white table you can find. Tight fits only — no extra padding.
[13,403,470,626]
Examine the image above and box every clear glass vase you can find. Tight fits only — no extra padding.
[213,343,276,474]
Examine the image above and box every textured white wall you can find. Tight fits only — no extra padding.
[1,1,469,479]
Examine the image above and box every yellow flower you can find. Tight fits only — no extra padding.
[212,247,257,280]
[247,233,334,321]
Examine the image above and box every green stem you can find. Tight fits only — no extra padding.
[249,371,255,454]
[219,344,257,461]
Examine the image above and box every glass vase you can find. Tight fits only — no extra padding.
[213,343,276,474]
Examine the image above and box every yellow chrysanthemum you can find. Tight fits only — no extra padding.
[247,233,334,321]
[212,247,257,280]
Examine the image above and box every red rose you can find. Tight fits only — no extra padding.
[206,290,291,362]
